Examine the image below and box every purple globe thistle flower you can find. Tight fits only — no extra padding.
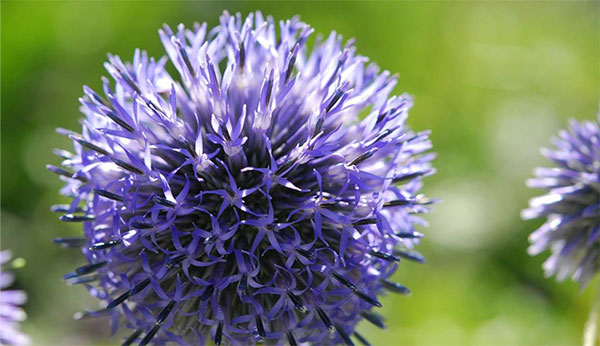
[522,116,599,288]
[0,251,29,345]
[49,11,435,345]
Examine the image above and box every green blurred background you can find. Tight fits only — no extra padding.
[1,1,598,345]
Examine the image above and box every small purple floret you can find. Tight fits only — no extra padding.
[522,115,599,288]
[0,251,29,345]
[50,11,435,345]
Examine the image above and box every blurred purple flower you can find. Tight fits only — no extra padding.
[522,116,599,287]
[49,11,435,345]
[0,251,29,345]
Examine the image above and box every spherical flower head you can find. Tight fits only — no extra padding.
[49,11,435,345]
[522,115,599,288]
[0,251,29,346]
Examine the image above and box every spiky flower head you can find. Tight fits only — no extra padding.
[49,11,435,345]
[0,251,29,345]
[522,116,599,288]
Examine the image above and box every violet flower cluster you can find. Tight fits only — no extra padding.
[0,251,29,346]
[522,116,599,288]
[49,11,435,345]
